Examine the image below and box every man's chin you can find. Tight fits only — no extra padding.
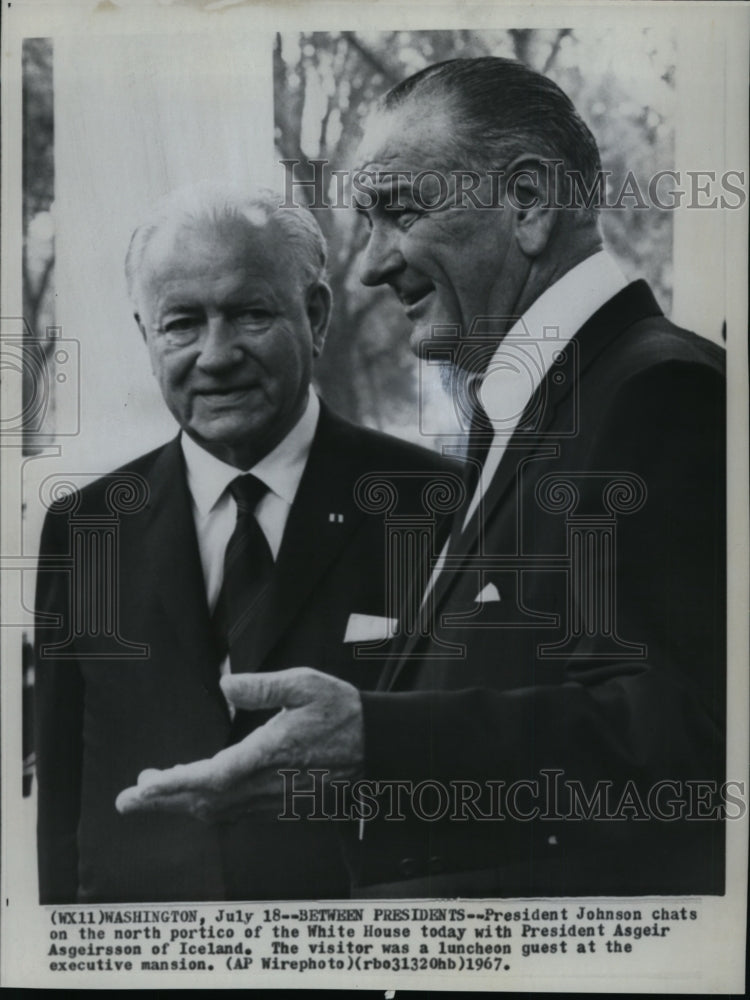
[408,313,461,359]
[190,413,262,439]
[186,419,270,465]
[408,319,442,358]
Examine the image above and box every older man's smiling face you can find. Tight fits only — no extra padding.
[134,215,328,468]
[354,105,531,356]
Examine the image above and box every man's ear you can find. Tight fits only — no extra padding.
[306,281,332,357]
[505,154,558,257]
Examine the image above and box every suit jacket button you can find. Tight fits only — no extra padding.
[399,857,417,877]
[428,855,444,874]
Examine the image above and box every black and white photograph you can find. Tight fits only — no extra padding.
[1,0,747,991]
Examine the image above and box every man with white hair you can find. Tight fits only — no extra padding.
[34,183,453,902]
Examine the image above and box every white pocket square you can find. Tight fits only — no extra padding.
[474,583,501,604]
[344,613,398,643]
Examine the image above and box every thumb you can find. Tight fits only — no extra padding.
[220,667,321,712]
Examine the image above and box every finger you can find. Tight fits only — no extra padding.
[116,760,285,819]
[115,786,140,813]
[115,758,218,812]
[117,785,225,821]
[137,768,163,785]
[113,714,301,817]
[116,784,195,815]
[115,770,202,813]
[116,759,231,814]
[207,772,289,821]
[114,768,165,812]
[117,733,274,815]
[220,667,321,712]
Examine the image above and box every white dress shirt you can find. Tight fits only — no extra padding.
[181,391,320,615]
[424,251,628,602]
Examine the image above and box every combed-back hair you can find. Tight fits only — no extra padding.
[381,56,602,209]
[125,182,328,304]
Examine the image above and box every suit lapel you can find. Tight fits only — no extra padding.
[143,439,221,693]
[385,281,663,687]
[384,399,555,678]
[241,405,367,669]
[439,280,663,593]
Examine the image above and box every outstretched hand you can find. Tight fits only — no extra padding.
[115,667,364,823]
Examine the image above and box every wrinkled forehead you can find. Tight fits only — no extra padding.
[355,99,460,173]
[133,211,302,312]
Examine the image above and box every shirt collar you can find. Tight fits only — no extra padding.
[509,249,628,346]
[479,250,628,413]
[181,391,320,518]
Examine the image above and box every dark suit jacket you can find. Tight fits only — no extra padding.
[34,402,455,903]
[351,281,726,897]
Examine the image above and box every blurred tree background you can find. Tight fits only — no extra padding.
[22,28,677,448]
[274,28,676,442]
[23,38,55,336]
[22,37,56,456]
[21,37,55,794]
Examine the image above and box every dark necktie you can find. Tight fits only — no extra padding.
[213,476,274,889]
[212,473,274,671]
[465,403,494,491]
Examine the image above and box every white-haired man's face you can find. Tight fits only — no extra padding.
[134,215,330,468]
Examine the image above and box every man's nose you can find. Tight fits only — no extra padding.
[359,226,405,287]
[195,316,242,372]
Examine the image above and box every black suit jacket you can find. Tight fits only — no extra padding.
[352,281,726,897]
[34,402,455,903]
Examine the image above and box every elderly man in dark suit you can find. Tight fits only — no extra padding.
[118,59,726,898]
[34,184,454,903]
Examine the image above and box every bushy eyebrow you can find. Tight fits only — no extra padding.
[155,302,203,318]
[157,289,277,313]
[353,180,416,215]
